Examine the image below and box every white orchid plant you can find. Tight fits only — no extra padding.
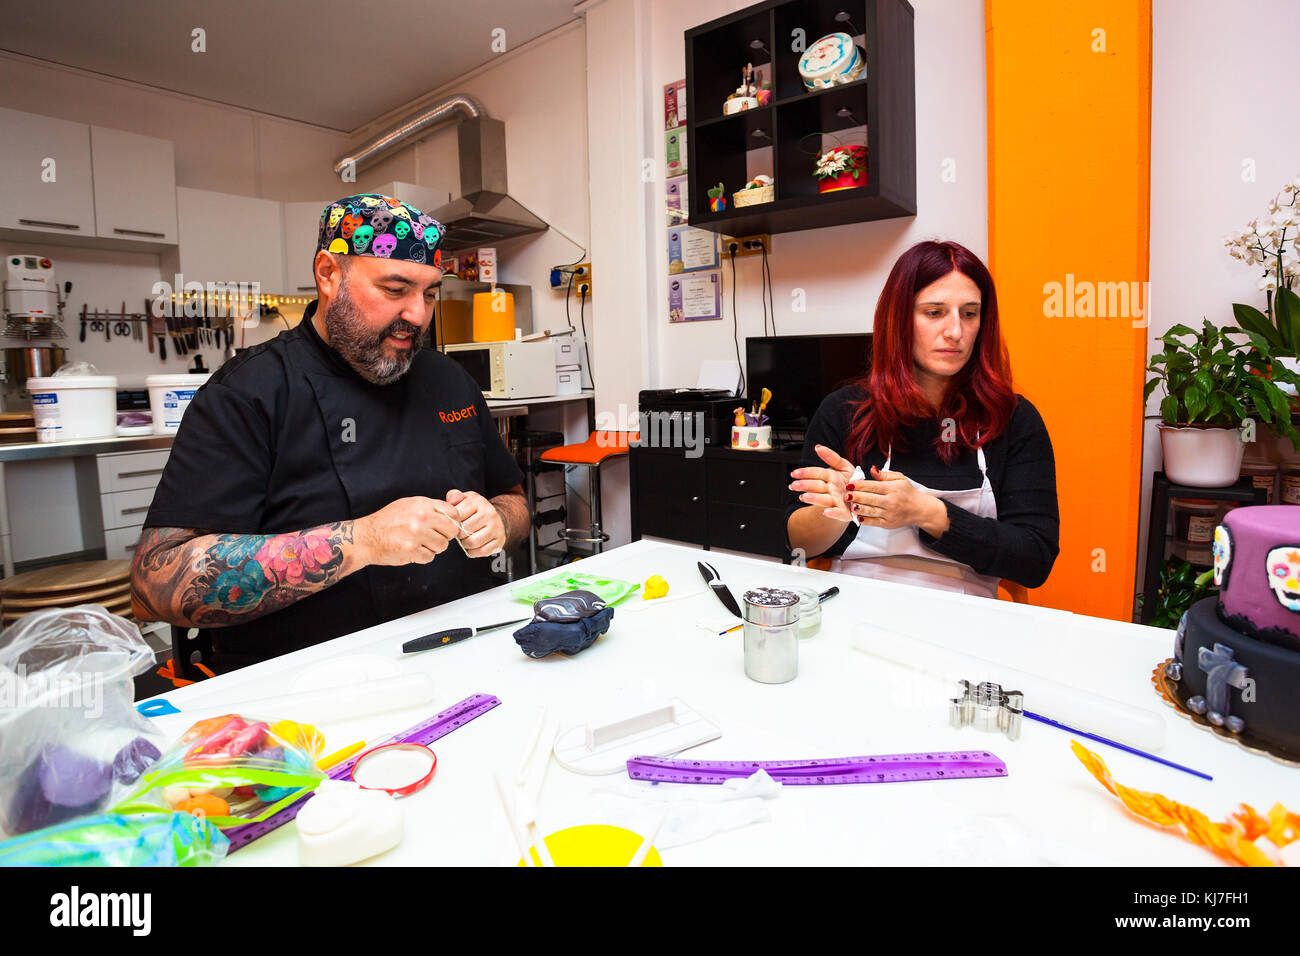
[1224,174,1300,357]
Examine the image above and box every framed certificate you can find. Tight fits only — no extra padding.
[669,271,722,323]
[668,226,719,274]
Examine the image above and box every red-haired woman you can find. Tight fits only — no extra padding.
[785,240,1059,596]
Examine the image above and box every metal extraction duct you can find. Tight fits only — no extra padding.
[331,95,548,253]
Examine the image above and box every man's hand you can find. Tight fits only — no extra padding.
[355,496,464,566]
[445,489,507,558]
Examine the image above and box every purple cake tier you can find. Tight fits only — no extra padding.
[1213,505,1300,651]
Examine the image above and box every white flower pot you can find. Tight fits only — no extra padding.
[1158,424,1245,487]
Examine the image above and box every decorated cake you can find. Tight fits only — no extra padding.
[1162,505,1300,759]
[798,33,866,90]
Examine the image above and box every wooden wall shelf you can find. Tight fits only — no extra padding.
[683,0,916,237]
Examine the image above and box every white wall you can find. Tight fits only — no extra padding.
[568,0,987,548]
[350,22,592,346]
[1142,0,1300,578]
[647,0,988,391]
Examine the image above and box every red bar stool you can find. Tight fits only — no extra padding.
[539,431,638,555]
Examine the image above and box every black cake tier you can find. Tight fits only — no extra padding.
[1172,597,1300,758]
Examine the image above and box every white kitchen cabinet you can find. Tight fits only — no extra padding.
[175,187,285,293]
[374,181,442,215]
[0,106,96,238]
[104,525,145,561]
[282,200,328,294]
[90,126,178,244]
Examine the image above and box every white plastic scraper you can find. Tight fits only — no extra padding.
[553,698,721,775]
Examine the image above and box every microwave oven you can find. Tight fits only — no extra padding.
[441,340,557,399]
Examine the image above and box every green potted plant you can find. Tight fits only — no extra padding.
[1146,557,1218,630]
[1144,318,1300,486]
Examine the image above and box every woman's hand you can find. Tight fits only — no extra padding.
[847,465,949,536]
[789,445,856,523]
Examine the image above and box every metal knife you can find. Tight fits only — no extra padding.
[697,561,742,618]
[402,617,530,654]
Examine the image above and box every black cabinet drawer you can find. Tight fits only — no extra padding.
[632,450,707,544]
[708,456,788,507]
[636,449,705,488]
[638,487,708,543]
[708,503,786,557]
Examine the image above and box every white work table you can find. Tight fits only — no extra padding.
[140,540,1293,867]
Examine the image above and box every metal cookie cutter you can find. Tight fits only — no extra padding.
[950,680,1023,740]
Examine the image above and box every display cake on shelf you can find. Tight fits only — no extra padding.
[797,32,866,90]
[1159,505,1300,760]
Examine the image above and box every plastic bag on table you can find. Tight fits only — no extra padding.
[0,811,229,867]
[0,605,162,837]
[509,571,639,606]
[113,714,326,829]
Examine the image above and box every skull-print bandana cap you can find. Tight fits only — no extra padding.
[316,194,445,267]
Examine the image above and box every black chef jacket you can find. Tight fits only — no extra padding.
[143,300,524,669]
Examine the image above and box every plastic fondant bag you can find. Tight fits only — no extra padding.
[513,589,615,658]
[0,606,161,837]
[510,572,639,607]
[0,811,228,867]
[113,714,326,829]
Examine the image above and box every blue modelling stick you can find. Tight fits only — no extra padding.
[1023,710,1212,782]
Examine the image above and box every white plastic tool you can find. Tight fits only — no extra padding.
[553,698,722,775]
[296,781,403,867]
[618,589,711,613]
[853,623,1167,753]
[514,708,559,867]
[177,673,436,725]
[289,654,400,693]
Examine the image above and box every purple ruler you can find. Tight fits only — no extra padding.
[626,750,1007,786]
[224,692,501,852]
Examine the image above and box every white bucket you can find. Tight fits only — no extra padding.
[146,373,211,435]
[27,375,119,442]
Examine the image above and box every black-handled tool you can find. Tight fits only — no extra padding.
[697,560,742,618]
[402,617,529,654]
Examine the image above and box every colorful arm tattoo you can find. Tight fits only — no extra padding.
[130,521,360,628]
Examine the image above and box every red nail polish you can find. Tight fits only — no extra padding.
[846,483,855,491]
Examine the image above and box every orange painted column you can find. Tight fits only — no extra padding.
[985,1,1152,620]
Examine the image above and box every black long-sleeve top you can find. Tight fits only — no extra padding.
[785,386,1060,588]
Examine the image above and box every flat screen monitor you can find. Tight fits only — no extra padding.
[746,333,872,438]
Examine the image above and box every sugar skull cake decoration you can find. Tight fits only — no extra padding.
[1265,546,1300,613]
[1212,524,1233,587]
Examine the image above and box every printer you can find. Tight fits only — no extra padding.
[636,388,738,449]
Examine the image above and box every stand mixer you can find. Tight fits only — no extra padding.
[2,254,71,412]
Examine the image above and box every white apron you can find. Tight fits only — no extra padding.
[830,443,1002,598]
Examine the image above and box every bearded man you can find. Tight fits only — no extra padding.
[130,194,529,672]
